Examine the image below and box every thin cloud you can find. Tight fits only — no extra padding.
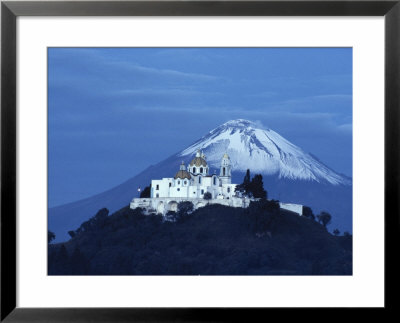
[50,48,224,83]
[337,123,352,133]
[246,91,277,99]
[117,63,222,81]
[114,88,223,98]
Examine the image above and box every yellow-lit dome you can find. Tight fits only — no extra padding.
[189,157,207,167]
[174,170,191,180]
[223,153,229,159]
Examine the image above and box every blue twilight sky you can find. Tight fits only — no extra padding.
[48,48,352,207]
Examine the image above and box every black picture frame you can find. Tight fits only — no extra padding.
[1,0,399,321]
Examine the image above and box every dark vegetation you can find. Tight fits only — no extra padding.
[48,200,352,275]
[203,192,212,200]
[140,185,151,198]
[317,211,332,228]
[235,169,267,199]
[48,230,56,244]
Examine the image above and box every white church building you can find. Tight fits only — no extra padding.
[130,150,303,216]
[130,151,251,214]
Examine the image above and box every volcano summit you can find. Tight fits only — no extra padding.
[179,119,350,185]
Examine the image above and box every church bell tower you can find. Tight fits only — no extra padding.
[220,153,232,184]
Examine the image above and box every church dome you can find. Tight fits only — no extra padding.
[189,157,207,167]
[174,170,191,180]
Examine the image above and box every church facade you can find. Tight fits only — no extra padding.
[130,151,250,215]
[151,151,236,200]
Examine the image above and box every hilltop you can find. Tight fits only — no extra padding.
[48,201,352,275]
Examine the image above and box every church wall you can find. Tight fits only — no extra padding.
[199,185,208,198]
[188,185,207,199]
[192,174,204,186]
[220,176,232,185]
[151,179,171,198]
[169,184,190,198]
[130,196,250,215]
[130,197,302,216]
[221,183,237,198]
[279,202,303,215]
[201,177,213,188]
[187,186,196,198]
[209,187,220,199]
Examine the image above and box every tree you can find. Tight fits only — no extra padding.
[93,208,109,228]
[247,199,279,234]
[171,201,194,223]
[177,201,194,215]
[140,185,151,198]
[249,174,267,199]
[68,230,76,239]
[94,208,109,221]
[165,210,177,222]
[302,206,315,220]
[70,247,89,275]
[235,171,267,199]
[343,231,351,237]
[333,229,340,236]
[234,183,245,195]
[243,169,251,189]
[78,208,109,232]
[317,211,332,228]
[51,244,70,275]
[203,192,212,200]
[235,169,251,195]
[48,230,56,243]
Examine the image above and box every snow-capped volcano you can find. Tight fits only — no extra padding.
[180,119,350,185]
[49,119,352,242]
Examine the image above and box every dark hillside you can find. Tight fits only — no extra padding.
[48,201,352,275]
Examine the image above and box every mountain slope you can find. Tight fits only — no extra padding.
[180,119,350,185]
[49,119,352,242]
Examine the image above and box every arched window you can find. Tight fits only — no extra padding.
[213,177,216,185]
[169,183,171,187]
[193,167,196,174]
[199,176,201,184]
[223,167,226,176]
[156,184,159,190]
[178,180,180,185]
[200,167,203,173]
[184,180,187,185]
[228,187,231,193]
[156,193,159,198]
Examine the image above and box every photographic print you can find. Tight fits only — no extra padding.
[48,48,352,275]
